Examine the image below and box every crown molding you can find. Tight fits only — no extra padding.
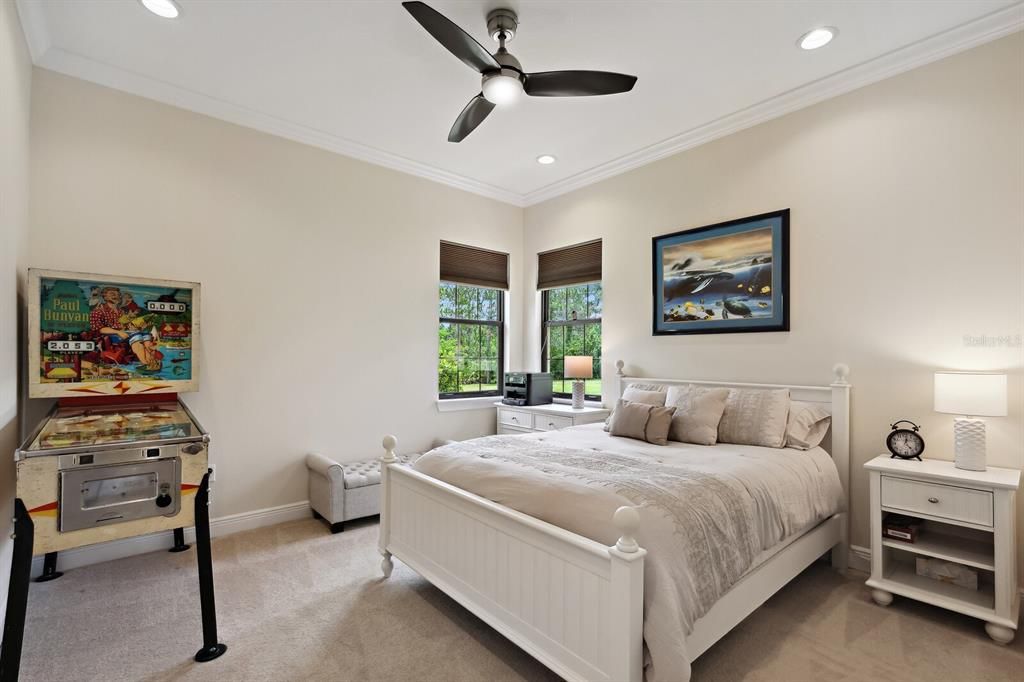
[30,46,527,207]
[15,0,51,62]
[521,4,1024,206]
[15,1,1024,209]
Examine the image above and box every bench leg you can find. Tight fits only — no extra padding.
[330,521,345,534]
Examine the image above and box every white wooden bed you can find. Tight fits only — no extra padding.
[378,363,851,682]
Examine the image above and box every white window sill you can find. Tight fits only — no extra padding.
[436,396,499,412]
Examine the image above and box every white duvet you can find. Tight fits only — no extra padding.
[412,423,844,682]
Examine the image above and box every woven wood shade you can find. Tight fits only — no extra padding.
[537,239,602,290]
[440,241,509,290]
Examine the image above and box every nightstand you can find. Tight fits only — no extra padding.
[495,402,609,435]
[864,455,1020,643]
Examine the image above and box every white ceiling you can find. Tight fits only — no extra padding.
[17,0,1024,205]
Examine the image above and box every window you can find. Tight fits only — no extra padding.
[439,283,503,398]
[542,283,602,400]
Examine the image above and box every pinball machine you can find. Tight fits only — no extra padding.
[0,270,226,681]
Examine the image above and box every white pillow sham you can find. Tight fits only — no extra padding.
[717,387,791,448]
[784,401,832,450]
[664,384,730,445]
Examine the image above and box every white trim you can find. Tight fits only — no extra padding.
[29,500,311,578]
[14,0,51,62]
[520,5,1024,205]
[14,2,1023,207]
[29,45,525,207]
[849,544,872,574]
[435,396,500,412]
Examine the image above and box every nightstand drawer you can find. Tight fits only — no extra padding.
[535,415,574,431]
[881,475,993,527]
[498,408,533,429]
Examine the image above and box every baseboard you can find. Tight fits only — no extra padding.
[29,500,311,577]
[847,544,1024,599]
[849,544,872,574]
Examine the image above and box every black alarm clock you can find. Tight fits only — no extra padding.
[886,420,925,460]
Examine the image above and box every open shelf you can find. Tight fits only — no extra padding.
[882,532,994,571]
[881,561,994,614]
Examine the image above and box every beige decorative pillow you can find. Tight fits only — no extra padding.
[605,384,667,431]
[607,399,676,445]
[607,399,651,441]
[645,405,677,446]
[621,385,667,406]
[717,388,791,448]
[664,385,730,445]
[785,401,832,450]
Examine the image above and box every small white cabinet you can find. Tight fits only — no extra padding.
[864,455,1020,644]
[495,402,609,435]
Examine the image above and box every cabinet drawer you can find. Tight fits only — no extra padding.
[881,475,993,527]
[498,409,533,429]
[535,415,574,431]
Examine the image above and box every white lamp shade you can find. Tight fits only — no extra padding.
[564,356,593,379]
[934,372,1007,417]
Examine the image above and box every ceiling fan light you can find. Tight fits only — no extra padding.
[482,74,523,106]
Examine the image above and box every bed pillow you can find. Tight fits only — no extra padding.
[717,388,791,448]
[664,385,730,445]
[605,383,667,431]
[621,384,667,406]
[785,401,832,450]
[607,399,676,445]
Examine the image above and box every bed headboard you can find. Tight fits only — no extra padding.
[613,360,851,552]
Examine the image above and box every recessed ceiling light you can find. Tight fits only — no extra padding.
[798,27,837,50]
[140,0,181,19]
[536,155,556,165]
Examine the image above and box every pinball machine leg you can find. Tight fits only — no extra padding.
[34,552,62,582]
[1,499,35,682]
[169,527,190,553]
[192,472,227,663]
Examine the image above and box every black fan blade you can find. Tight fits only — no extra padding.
[448,94,495,142]
[403,2,499,74]
[524,71,637,97]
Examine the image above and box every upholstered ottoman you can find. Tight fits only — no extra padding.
[306,452,416,533]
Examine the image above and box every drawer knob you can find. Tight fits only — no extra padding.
[927,497,939,503]
[511,417,517,422]
[548,422,555,427]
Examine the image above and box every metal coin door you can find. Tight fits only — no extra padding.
[59,447,182,532]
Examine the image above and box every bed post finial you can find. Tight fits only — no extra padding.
[613,506,641,553]
[615,360,625,376]
[382,435,397,464]
[832,363,850,385]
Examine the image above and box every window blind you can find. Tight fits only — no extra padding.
[536,239,602,290]
[439,241,510,290]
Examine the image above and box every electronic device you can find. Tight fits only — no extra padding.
[887,420,925,460]
[502,372,552,406]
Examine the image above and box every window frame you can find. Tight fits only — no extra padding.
[438,282,504,400]
[541,282,602,401]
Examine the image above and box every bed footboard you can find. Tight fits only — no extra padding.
[378,436,646,682]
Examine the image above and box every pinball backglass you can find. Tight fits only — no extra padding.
[28,269,201,398]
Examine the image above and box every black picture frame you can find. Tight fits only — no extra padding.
[652,209,790,336]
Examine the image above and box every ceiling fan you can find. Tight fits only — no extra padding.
[402,1,638,142]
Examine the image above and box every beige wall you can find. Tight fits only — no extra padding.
[28,69,524,518]
[0,0,33,628]
[523,34,1024,582]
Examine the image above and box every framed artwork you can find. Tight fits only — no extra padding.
[652,209,789,335]
[28,269,201,398]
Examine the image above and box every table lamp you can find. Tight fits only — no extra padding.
[934,371,1007,471]
[564,356,593,409]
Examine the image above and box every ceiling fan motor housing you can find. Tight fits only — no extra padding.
[487,8,518,42]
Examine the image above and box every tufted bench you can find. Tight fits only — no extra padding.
[305,452,417,534]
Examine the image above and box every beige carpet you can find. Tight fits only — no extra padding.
[18,517,1024,682]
